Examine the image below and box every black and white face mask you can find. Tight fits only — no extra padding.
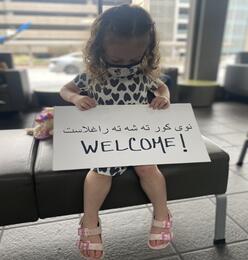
[102,53,145,77]
[106,61,141,77]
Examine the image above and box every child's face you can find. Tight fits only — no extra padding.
[103,34,149,66]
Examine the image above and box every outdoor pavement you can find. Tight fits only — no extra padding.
[27,68,75,91]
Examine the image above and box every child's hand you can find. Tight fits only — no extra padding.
[149,96,170,109]
[72,95,97,111]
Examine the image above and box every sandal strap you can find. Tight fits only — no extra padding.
[78,226,101,237]
[152,212,172,229]
[76,240,103,251]
[152,218,172,229]
[149,231,173,241]
[79,217,101,226]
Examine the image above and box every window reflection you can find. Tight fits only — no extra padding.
[0,0,191,91]
[218,0,248,84]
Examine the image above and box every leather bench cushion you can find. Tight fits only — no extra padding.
[0,130,39,226]
[34,136,229,219]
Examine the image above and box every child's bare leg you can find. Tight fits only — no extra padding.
[134,165,169,247]
[81,170,112,259]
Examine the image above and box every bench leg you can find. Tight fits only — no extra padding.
[214,194,227,245]
[237,139,248,166]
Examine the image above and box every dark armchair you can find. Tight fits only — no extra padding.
[0,69,32,112]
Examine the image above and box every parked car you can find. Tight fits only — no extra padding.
[48,52,84,74]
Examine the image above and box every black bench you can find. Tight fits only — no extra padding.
[0,129,229,245]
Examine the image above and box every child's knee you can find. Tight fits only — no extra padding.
[87,170,112,181]
[134,165,159,178]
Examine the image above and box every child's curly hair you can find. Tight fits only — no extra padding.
[83,4,160,82]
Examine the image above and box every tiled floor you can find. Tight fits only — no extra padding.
[0,101,248,259]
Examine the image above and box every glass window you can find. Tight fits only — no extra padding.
[178,24,188,30]
[0,0,98,92]
[0,0,191,92]
[132,0,192,76]
[218,0,248,84]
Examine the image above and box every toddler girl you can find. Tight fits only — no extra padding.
[60,4,172,259]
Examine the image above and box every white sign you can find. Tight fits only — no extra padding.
[53,104,210,171]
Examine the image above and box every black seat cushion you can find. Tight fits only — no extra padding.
[34,136,229,219]
[0,130,39,225]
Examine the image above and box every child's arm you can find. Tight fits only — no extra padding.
[149,79,170,109]
[60,81,96,111]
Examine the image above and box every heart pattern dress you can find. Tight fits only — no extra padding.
[73,67,159,176]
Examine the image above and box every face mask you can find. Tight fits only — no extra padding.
[106,61,141,77]
[103,54,145,77]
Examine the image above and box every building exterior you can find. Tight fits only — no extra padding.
[132,0,190,70]
[0,0,189,58]
[222,0,248,54]
[2,0,247,72]
[0,0,130,54]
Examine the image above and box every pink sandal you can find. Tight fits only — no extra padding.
[148,212,173,250]
[76,217,104,259]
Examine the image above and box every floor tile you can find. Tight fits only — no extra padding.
[0,207,178,260]
[100,207,176,260]
[182,241,248,260]
[201,134,233,148]
[219,133,247,147]
[230,163,248,181]
[158,195,210,206]
[155,256,181,260]
[0,218,81,260]
[200,123,237,135]
[226,169,248,194]
[220,146,248,165]
[212,102,248,113]
[220,122,248,133]
[225,193,248,233]
[0,227,3,243]
[205,116,233,124]
[165,199,248,253]
[99,204,149,215]
[1,101,248,260]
